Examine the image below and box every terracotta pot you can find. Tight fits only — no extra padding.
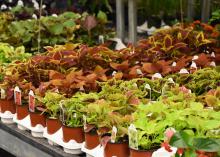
[16,105,29,120]
[85,132,100,149]
[46,118,61,134]
[0,100,16,114]
[130,148,153,157]
[104,142,130,157]
[196,150,218,157]
[29,112,46,127]
[62,125,85,143]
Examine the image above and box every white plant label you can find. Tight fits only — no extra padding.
[99,35,104,44]
[128,124,138,149]
[136,69,143,75]
[83,115,87,130]
[59,100,65,123]
[112,71,117,76]
[29,90,35,112]
[1,88,6,99]
[14,86,21,105]
[144,84,152,100]
[111,126,117,143]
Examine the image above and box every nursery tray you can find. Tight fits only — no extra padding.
[0,122,85,157]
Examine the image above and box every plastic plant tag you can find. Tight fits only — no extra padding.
[192,55,198,60]
[83,115,87,130]
[164,128,176,141]
[210,61,216,67]
[128,124,138,149]
[1,88,6,99]
[133,83,138,88]
[136,69,143,75]
[172,62,176,67]
[59,100,65,123]
[99,35,104,44]
[29,90,35,112]
[79,86,85,92]
[73,113,77,118]
[144,84,151,90]
[190,61,197,69]
[211,52,215,58]
[14,86,21,105]
[144,84,152,100]
[179,68,189,74]
[152,73,162,80]
[111,126,117,143]
[167,78,175,84]
[112,71,117,76]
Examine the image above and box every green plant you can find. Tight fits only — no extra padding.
[209,9,220,24]
[170,131,220,157]
[40,92,65,118]
[132,86,220,151]
[62,92,99,127]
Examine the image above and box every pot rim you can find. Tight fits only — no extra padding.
[62,124,83,129]
[130,147,157,152]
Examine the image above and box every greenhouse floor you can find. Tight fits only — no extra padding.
[0,122,85,157]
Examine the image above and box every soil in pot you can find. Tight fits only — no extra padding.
[0,100,16,114]
[85,132,100,149]
[62,125,85,143]
[46,118,61,134]
[16,105,29,120]
[104,142,130,157]
[130,148,154,157]
[29,112,46,127]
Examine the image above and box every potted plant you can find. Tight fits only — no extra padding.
[29,93,46,128]
[102,114,132,157]
[41,91,65,134]
[81,98,114,150]
[15,82,35,120]
[169,131,220,157]
[61,92,98,143]
[0,87,16,115]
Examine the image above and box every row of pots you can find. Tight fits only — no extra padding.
[0,100,218,157]
[0,99,154,157]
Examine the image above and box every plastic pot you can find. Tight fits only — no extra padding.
[0,100,16,114]
[104,142,130,157]
[29,112,46,127]
[85,132,100,149]
[62,125,85,143]
[130,148,154,157]
[16,105,29,120]
[46,118,61,134]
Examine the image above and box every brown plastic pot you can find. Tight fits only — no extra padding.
[130,148,154,157]
[46,118,61,134]
[85,132,100,149]
[0,100,16,114]
[104,142,130,157]
[16,105,29,120]
[196,150,218,157]
[29,112,46,127]
[62,125,85,143]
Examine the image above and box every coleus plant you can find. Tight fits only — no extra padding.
[39,91,65,118]
[61,92,99,127]
[132,85,220,151]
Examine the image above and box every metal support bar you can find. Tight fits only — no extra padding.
[116,0,125,40]
[128,0,137,45]
[201,0,211,23]
[187,0,195,21]
[0,122,83,157]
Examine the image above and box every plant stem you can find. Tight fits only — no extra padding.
[38,0,43,53]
